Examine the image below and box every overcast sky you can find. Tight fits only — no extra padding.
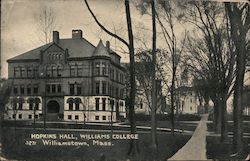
[1,0,241,79]
[1,0,156,78]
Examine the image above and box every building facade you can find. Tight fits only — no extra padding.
[5,30,126,122]
[176,86,200,114]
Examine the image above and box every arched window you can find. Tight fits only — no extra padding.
[57,66,62,77]
[74,98,82,111]
[27,98,34,110]
[59,54,62,59]
[34,97,41,110]
[46,66,51,77]
[67,98,74,111]
[18,97,25,110]
[56,54,59,59]
[52,66,57,77]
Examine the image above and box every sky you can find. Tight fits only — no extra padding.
[1,0,158,78]
[1,0,243,79]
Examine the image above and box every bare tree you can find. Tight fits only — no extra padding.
[34,6,57,44]
[182,1,237,142]
[225,1,250,154]
[84,0,139,155]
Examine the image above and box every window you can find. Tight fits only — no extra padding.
[58,84,61,93]
[68,115,72,120]
[12,114,16,119]
[77,65,83,76]
[115,70,119,81]
[27,85,31,94]
[52,66,57,77]
[46,84,50,93]
[70,84,74,95]
[115,87,119,97]
[34,67,38,77]
[95,98,100,111]
[57,66,62,77]
[75,103,79,110]
[14,67,19,77]
[13,86,18,94]
[96,82,100,95]
[18,114,22,119]
[28,115,32,119]
[75,115,79,120]
[95,62,100,75]
[27,67,33,77]
[52,84,56,93]
[102,98,106,111]
[35,103,39,110]
[110,68,114,80]
[21,67,25,77]
[20,85,25,94]
[69,102,73,111]
[35,115,38,119]
[190,99,192,103]
[120,89,124,98]
[70,66,76,76]
[29,102,33,110]
[102,82,106,94]
[77,84,81,95]
[95,116,99,120]
[33,85,38,94]
[102,116,106,120]
[190,106,192,110]
[102,62,106,75]
[120,73,124,83]
[140,100,143,109]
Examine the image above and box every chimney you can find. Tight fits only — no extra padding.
[53,31,59,44]
[106,41,110,52]
[72,29,82,39]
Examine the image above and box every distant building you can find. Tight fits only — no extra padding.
[5,29,126,122]
[243,58,250,116]
[122,62,167,115]
[134,79,167,115]
[176,86,200,114]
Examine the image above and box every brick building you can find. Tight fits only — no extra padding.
[5,29,126,122]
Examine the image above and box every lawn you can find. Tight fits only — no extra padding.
[1,127,191,161]
[206,136,250,160]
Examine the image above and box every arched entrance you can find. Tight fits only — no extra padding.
[47,100,60,113]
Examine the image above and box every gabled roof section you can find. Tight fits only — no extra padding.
[7,43,52,61]
[58,38,95,58]
[7,37,96,62]
[93,40,110,57]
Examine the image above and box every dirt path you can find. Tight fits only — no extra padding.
[168,114,208,160]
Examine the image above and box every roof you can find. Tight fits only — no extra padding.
[93,40,110,57]
[7,37,112,62]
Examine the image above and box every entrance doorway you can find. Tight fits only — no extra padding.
[47,100,60,113]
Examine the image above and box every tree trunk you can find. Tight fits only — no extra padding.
[150,0,157,152]
[232,41,245,153]
[125,0,139,156]
[170,85,175,135]
[220,94,228,142]
[204,94,209,113]
[213,100,221,134]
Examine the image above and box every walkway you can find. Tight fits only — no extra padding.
[168,114,208,160]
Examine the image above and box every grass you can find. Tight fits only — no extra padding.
[207,122,250,133]
[206,136,250,160]
[1,127,191,161]
[131,120,198,131]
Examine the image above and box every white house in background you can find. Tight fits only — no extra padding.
[243,63,250,116]
[176,86,200,114]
